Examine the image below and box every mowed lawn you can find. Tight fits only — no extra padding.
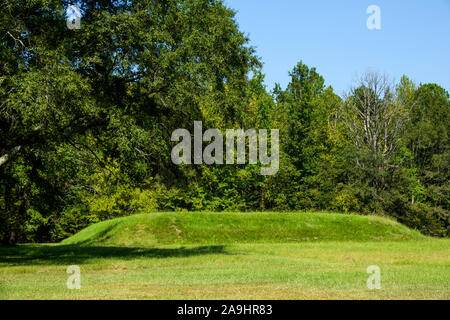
[0,212,449,300]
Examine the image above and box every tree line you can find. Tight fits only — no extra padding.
[1,0,448,244]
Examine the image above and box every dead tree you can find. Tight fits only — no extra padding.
[342,71,407,192]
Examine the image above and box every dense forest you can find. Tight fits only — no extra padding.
[1,0,448,245]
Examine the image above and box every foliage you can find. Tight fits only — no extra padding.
[0,1,449,244]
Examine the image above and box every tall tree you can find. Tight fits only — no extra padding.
[404,83,450,209]
[342,71,408,194]
[0,0,257,244]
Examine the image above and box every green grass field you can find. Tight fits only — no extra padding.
[0,212,449,300]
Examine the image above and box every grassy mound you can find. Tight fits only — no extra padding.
[61,212,425,246]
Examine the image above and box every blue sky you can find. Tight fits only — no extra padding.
[225,0,450,95]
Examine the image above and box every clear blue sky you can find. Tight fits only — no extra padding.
[225,0,450,95]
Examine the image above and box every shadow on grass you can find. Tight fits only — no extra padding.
[0,244,229,266]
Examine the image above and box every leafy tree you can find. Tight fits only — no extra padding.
[0,2,448,243]
[0,0,257,244]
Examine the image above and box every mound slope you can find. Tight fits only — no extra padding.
[61,212,425,246]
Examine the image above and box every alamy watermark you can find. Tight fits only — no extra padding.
[66,265,81,290]
[366,265,381,290]
[366,5,381,30]
[66,5,81,30]
[171,121,279,176]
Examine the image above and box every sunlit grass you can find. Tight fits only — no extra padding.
[0,212,448,300]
